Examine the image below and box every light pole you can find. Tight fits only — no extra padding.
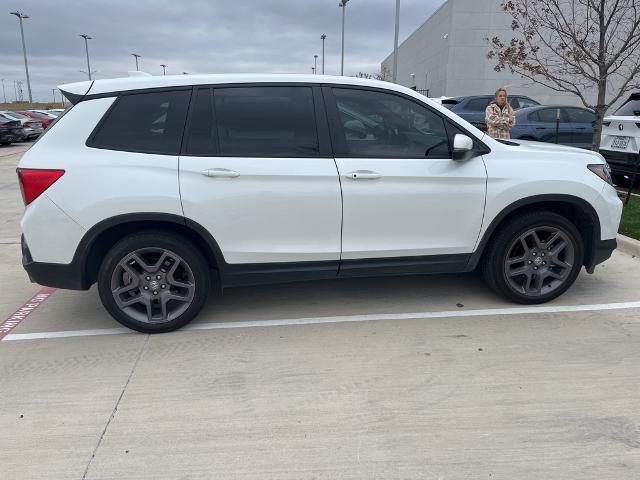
[10,11,33,103]
[392,0,400,83]
[339,0,349,76]
[132,53,141,71]
[311,67,315,74]
[182,72,188,75]
[79,34,93,80]
[1,79,6,103]
[314,55,318,74]
[320,34,326,74]
[52,88,56,103]
[160,64,167,75]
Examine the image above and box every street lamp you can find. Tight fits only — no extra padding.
[314,55,318,74]
[9,11,33,103]
[320,34,326,74]
[79,34,93,80]
[312,67,315,74]
[1,79,6,103]
[182,72,188,75]
[160,64,168,75]
[392,0,400,83]
[339,0,349,76]
[131,53,141,71]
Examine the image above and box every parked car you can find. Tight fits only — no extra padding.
[511,105,595,149]
[18,74,621,333]
[599,93,640,186]
[28,109,59,118]
[0,111,44,140]
[17,110,55,129]
[46,109,65,116]
[441,95,540,131]
[0,117,25,145]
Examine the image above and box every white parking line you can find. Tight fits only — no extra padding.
[3,300,640,342]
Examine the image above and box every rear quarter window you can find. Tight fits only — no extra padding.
[88,89,191,155]
[614,98,640,117]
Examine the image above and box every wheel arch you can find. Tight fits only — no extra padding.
[468,194,601,271]
[75,213,225,288]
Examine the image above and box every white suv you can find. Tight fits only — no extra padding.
[599,93,640,186]
[17,74,622,333]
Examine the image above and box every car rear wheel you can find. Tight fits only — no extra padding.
[482,211,584,304]
[98,231,210,333]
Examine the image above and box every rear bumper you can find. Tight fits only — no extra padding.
[585,238,617,273]
[21,235,89,290]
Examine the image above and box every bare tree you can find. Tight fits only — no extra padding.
[487,0,640,150]
[355,66,391,82]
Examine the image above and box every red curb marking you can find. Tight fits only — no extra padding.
[0,287,56,341]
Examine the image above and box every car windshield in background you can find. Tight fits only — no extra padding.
[614,97,640,116]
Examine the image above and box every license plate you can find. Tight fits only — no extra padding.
[611,136,630,150]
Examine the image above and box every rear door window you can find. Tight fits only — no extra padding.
[466,98,492,111]
[565,108,595,123]
[89,89,191,155]
[212,86,319,157]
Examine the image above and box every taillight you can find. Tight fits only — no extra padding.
[16,168,65,205]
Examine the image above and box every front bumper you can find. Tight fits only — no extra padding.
[21,235,88,290]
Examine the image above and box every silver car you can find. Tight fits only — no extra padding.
[0,111,44,140]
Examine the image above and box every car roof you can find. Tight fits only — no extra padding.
[59,73,421,101]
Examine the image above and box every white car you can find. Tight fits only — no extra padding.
[599,93,640,186]
[17,74,622,333]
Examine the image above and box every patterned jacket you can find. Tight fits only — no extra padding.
[485,102,516,139]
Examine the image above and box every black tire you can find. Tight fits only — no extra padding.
[482,211,584,304]
[98,231,210,333]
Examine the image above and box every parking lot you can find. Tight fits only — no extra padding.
[1,143,640,479]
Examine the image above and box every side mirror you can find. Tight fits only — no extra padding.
[452,134,474,160]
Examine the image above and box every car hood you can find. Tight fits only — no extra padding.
[504,139,604,162]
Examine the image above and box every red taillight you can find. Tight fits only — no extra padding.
[16,169,65,206]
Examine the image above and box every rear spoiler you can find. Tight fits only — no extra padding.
[58,80,94,105]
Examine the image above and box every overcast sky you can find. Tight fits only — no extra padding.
[1,0,446,102]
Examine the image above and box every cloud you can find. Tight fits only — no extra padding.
[1,0,445,102]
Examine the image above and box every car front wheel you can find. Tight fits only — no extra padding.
[98,231,210,333]
[482,211,584,304]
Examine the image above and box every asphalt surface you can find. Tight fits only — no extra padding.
[1,142,639,479]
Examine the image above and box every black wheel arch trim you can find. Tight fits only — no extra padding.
[467,194,603,271]
[71,213,226,289]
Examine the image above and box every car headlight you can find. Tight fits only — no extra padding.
[588,163,613,185]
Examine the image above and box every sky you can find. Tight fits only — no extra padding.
[0,0,446,103]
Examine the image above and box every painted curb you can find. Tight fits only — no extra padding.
[617,234,640,258]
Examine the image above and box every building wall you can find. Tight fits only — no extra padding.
[382,0,586,106]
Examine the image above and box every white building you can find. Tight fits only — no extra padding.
[381,0,583,105]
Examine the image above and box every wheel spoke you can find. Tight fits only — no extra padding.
[532,231,544,250]
[131,253,154,273]
[167,261,193,289]
[509,266,529,277]
[550,240,567,256]
[546,231,560,248]
[507,255,527,265]
[118,291,146,308]
[532,273,545,293]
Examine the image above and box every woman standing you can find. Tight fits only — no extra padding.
[485,88,515,139]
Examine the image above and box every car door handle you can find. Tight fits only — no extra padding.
[535,127,547,130]
[575,127,587,130]
[346,170,382,180]
[202,168,240,178]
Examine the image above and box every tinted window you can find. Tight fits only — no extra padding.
[333,88,450,158]
[91,90,190,155]
[466,98,492,111]
[214,86,319,156]
[614,98,640,116]
[516,97,539,109]
[185,88,216,155]
[566,108,595,123]
[536,108,564,123]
